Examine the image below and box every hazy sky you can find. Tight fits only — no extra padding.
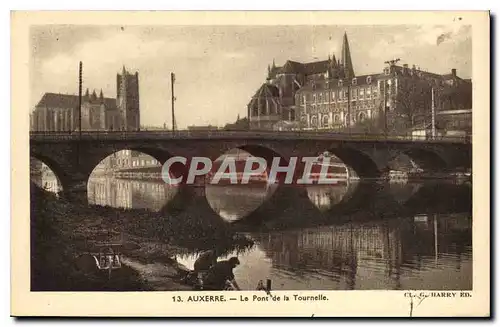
[30,24,471,128]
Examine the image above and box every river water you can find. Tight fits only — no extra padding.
[36,173,472,291]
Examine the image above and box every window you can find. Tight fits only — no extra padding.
[366,76,372,84]
[310,115,318,128]
[352,88,358,100]
[302,95,306,104]
[331,91,335,100]
[313,94,317,103]
[318,93,323,103]
[322,115,329,127]
[365,87,371,99]
[324,92,329,103]
[358,112,366,122]
[338,79,343,87]
[352,78,357,85]
[384,68,390,75]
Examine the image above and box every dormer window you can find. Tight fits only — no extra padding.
[338,79,343,87]
[352,78,357,85]
[384,68,390,75]
[366,76,372,84]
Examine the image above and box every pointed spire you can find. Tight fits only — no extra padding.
[85,88,89,98]
[99,89,104,100]
[330,54,338,69]
[341,32,355,79]
[122,65,127,75]
[91,89,97,101]
[272,58,276,69]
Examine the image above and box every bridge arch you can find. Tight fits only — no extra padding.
[400,147,448,171]
[87,147,179,211]
[30,153,65,193]
[326,147,382,178]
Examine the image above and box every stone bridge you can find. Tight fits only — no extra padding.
[29,131,471,202]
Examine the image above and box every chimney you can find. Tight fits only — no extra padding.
[403,64,408,74]
[451,68,457,77]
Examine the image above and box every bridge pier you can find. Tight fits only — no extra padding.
[161,185,218,218]
[61,180,88,205]
[238,185,323,228]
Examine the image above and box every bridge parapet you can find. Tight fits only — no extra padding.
[29,130,471,144]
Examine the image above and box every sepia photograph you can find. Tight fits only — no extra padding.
[11,11,490,317]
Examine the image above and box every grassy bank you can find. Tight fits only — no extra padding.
[30,183,253,291]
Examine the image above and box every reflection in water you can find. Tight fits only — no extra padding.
[87,177,177,211]
[306,182,355,211]
[385,183,424,204]
[243,213,472,290]
[179,214,470,291]
[30,171,472,291]
[206,182,360,220]
[205,184,277,221]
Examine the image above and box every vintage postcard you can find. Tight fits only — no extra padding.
[11,11,490,317]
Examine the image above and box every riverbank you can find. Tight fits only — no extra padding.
[30,183,253,291]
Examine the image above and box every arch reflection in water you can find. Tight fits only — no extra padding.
[306,181,359,211]
[87,177,177,212]
[205,184,278,222]
[221,213,472,291]
[384,182,424,204]
[205,148,279,221]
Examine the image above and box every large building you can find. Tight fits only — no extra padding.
[30,66,140,132]
[248,33,472,134]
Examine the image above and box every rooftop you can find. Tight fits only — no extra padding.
[36,92,117,110]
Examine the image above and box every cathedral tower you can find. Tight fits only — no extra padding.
[116,65,140,131]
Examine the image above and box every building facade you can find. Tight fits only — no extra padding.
[248,33,473,135]
[247,33,355,130]
[30,66,140,132]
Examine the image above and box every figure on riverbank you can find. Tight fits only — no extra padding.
[194,249,218,273]
[181,249,218,287]
[203,257,241,291]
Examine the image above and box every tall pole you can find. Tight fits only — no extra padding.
[434,214,438,264]
[171,72,176,132]
[431,87,436,139]
[78,61,82,138]
[78,61,82,166]
[347,84,351,134]
[383,80,388,138]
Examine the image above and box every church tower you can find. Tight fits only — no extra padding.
[116,65,140,131]
[341,32,355,79]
